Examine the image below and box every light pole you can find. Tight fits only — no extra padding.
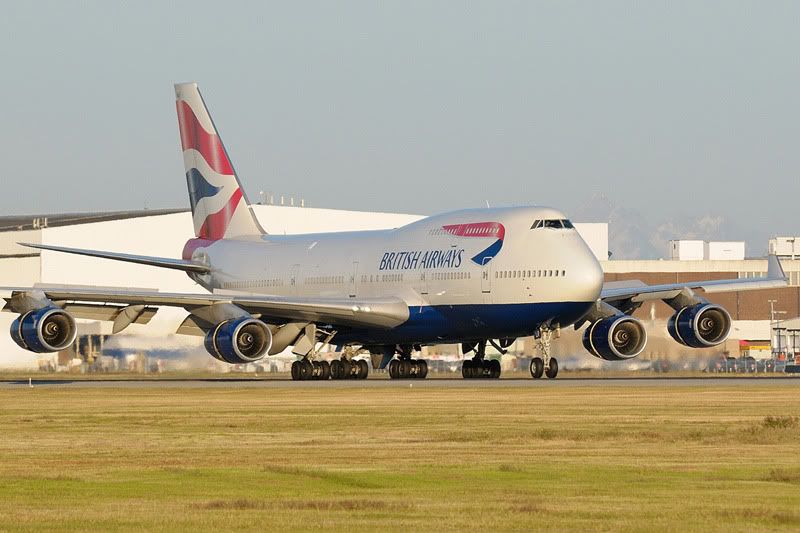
[768,300,787,358]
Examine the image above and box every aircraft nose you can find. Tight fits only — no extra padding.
[575,250,604,302]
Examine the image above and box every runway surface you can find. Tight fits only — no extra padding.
[1,376,798,389]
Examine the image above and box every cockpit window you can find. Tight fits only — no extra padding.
[532,219,574,230]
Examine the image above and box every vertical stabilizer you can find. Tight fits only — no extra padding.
[175,82,265,239]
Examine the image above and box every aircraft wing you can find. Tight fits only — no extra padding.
[0,285,410,331]
[601,254,787,304]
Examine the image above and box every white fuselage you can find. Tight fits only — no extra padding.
[187,206,604,345]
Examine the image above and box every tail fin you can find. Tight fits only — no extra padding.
[175,82,265,239]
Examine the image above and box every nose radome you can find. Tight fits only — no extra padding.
[576,250,604,302]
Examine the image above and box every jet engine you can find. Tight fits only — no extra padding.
[667,304,731,348]
[10,307,77,353]
[583,315,647,361]
[204,317,272,364]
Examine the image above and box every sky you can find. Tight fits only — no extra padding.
[0,1,797,257]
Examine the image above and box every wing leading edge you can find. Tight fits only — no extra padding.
[601,254,787,304]
[1,285,410,330]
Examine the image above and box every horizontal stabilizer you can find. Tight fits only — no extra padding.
[19,243,210,274]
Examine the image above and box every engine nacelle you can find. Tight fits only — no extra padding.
[204,317,272,364]
[10,307,77,353]
[667,304,731,348]
[582,315,647,361]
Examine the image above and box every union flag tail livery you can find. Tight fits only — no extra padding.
[175,82,264,240]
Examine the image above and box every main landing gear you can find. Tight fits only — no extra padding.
[530,327,559,379]
[330,358,369,380]
[290,348,369,381]
[387,345,428,379]
[388,358,428,379]
[290,358,369,380]
[461,340,501,379]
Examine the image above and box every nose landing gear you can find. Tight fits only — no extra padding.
[530,326,559,379]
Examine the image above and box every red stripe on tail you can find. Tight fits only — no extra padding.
[198,188,244,240]
[176,100,235,176]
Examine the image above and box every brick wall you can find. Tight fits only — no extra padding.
[604,272,800,320]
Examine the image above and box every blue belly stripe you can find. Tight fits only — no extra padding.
[335,301,593,345]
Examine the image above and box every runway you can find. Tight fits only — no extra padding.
[1,376,797,389]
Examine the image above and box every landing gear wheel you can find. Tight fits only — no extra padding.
[399,359,411,379]
[330,359,343,380]
[418,359,428,379]
[489,359,501,379]
[291,360,301,381]
[357,359,369,379]
[299,360,313,380]
[545,358,558,379]
[530,357,544,379]
[388,359,399,379]
[320,360,331,380]
[462,359,473,379]
[341,359,353,379]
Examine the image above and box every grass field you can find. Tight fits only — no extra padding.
[1,382,800,531]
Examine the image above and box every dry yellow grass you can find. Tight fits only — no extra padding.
[0,382,799,531]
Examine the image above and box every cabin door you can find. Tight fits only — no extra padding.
[350,262,359,298]
[481,258,492,294]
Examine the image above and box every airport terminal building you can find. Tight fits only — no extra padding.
[1,205,797,370]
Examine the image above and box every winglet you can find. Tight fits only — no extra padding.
[767,254,787,281]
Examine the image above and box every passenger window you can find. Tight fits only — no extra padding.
[562,270,566,276]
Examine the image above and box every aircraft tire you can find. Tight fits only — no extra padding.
[489,359,501,379]
[388,359,399,379]
[330,359,343,380]
[291,361,301,381]
[417,359,428,379]
[341,359,353,379]
[545,358,558,379]
[357,359,369,379]
[320,360,331,380]
[299,360,313,380]
[530,357,544,379]
[462,359,473,379]
[399,359,411,379]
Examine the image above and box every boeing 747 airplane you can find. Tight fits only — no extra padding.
[1,83,788,380]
